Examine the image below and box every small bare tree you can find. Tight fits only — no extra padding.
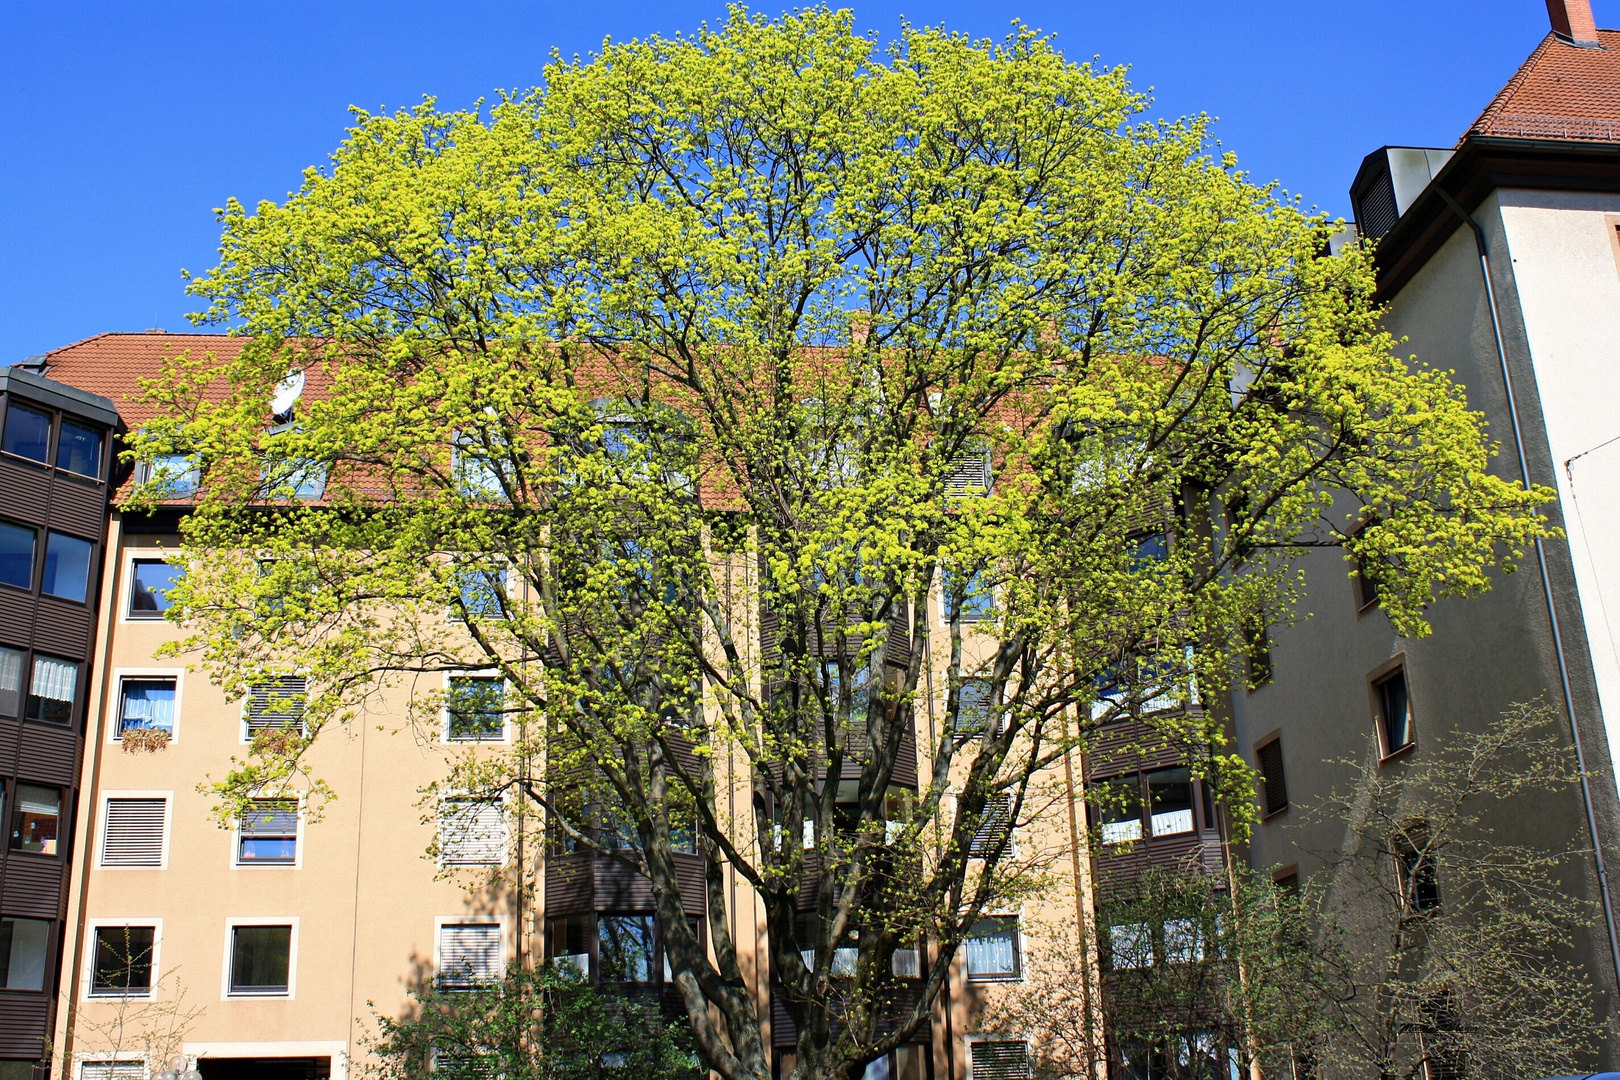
[1307,700,1600,1080]
[58,934,205,1079]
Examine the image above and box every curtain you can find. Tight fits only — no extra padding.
[964,921,1017,976]
[0,648,22,694]
[120,681,175,731]
[31,656,76,702]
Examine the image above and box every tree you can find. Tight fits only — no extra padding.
[983,866,1339,1080]
[133,9,1549,1080]
[364,963,700,1080]
[1304,701,1599,1080]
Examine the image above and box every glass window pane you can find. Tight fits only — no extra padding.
[1380,670,1412,754]
[1147,768,1195,837]
[597,915,654,982]
[3,404,51,463]
[0,522,35,591]
[456,565,506,618]
[117,678,176,736]
[1095,776,1143,844]
[129,560,183,616]
[10,784,61,855]
[230,925,292,992]
[964,916,1019,978]
[144,453,200,496]
[26,656,76,724]
[238,801,297,865]
[91,925,154,994]
[41,532,92,602]
[0,917,50,990]
[447,677,504,741]
[0,647,22,717]
[55,421,103,478]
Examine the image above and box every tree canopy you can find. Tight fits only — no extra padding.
[135,8,1550,1080]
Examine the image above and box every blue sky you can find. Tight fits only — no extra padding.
[2,0,1612,362]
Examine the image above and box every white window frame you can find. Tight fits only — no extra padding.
[440,670,511,744]
[449,558,513,623]
[109,668,185,744]
[82,918,163,1002]
[433,914,510,988]
[219,916,300,1000]
[120,548,185,625]
[963,911,1024,983]
[97,790,173,870]
[231,795,305,870]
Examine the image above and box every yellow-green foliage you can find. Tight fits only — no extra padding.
[130,10,1549,1080]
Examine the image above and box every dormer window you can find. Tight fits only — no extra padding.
[268,370,305,430]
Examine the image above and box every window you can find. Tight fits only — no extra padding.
[0,917,49,990]
[439,800,505,866]
[547,914,592,975]
[598,914,655,982]
[438,922,503,989]
[56,420,103,478]
[261,458,328,500]
[1245,612,1272,688]
[140,452,201,496]
[945,569,994,622]
[446,677,505,742]
[955,678,994,739]
[228,924,293,995]
[244,676,307,736]
[237,801,298,866]
[1353,526,1381,610]
[455,563,507,618]
[452,430,511,501]
[1147,768,1195,837]
[1256,738,1288,816]
[968,793,1013,858]
[1375,666,1414,757]
[1130,531,1170,570]
[129,559,183,617]
[0,647,20,716]
[79,1063,146,1080]
[90,925,154,996]
[116,677,176,739]
[1162,918,1204,964]
[970,1041,1029,1080]
[963,916,1020,980]
[1107,922,1152,969]
[3,404,51,463]
[1396,827,1440,913]
[100,798,168,868]
[0,522,34,590]
[10,784,60,855]
[27,655,77,723]
[1094,775,1143,844]
[1090,662,1127,721]
[41,532,91,602]
[944,443,992,497]
[969,1041,1030,1080]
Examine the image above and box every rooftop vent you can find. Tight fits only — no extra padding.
[1348,147,1455,242]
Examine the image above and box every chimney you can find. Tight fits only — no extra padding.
[1546,0,1600,46]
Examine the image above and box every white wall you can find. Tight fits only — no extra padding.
[1499,189,1620,782]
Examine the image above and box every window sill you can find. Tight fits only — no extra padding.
[1378,742,1417,767]
[0,450,50,471]
[226,989,290,998]
[1259,805,1290,822]
[965,972,1022,984]
[87,991,153,1001]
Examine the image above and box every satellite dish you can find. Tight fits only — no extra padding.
[270,370,305,422]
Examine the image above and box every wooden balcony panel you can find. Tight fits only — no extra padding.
[46,476,109,539]
[0,993,49,1058]
[19,723,80,787]
[0,856,65,918]
[1092,830,1224,898]
[0,457,50,522]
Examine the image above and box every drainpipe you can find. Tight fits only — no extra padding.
[1435,186,1620,992]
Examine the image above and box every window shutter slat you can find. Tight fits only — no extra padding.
[83,1062,147,1080]
[241,802,299,836]
[1258,739,1288,814]
[969,793,1012,858]
[439,923,502,986]
[971,1041,1030,1080]
[101,798,166,867]
[440,801,505,865]
[246,676,307,732]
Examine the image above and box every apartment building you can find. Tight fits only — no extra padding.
[0,367,119,1075]
[17,332,1101,1080]
[1232,0,1620,1055]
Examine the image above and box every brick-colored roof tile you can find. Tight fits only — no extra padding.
[1466,30,1620,143]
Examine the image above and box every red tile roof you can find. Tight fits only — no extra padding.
[1466,30,1620,143]
[39,330,249,429]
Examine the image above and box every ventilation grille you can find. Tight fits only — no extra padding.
[945,451,992,497]
[971,1041,1031,1080]
[101,798,166,867]
[1355,167,1399,241]
[439,923,503,987]
[82,1062,146,1080]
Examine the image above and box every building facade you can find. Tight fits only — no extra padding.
[0,367,119,1074]
[1233,0,1620,1060]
